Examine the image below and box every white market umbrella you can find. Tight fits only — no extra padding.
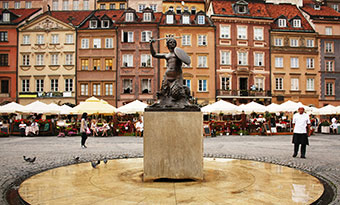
[278,100,305,112]
[200,100,238,114]
[47,103,62,114]
[71,96,117,115]
[265,103,281,113]
[117,100,148,114]
[336,106,340,115]
[318,105,337,115]
[59,105,73,115]
[20,101,51,114]
[238,101,266,114]
[0,102,24,113]
[307,107,320,115]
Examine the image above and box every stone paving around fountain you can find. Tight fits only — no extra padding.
[0,134,340,204]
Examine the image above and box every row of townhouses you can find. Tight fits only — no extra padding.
[0,0,339,107]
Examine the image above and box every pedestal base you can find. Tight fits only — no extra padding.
[143,111,203,181]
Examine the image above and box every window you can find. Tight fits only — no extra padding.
[176,6,181,14]
[36,34,44,44]
[23,35,30,44]
[102,20,110,28]
[65,79,73,91]
[306,39,314,47]
[275,57,283,68]
[291,78,299,90]
[22,54,30,66]
[51,34,59,44]
[93,84,101,95]
[306,78,314,91]
[52,0,58,10]
[182,35,191,46]
[183,79,191,90]
[105,59,112,70]
[278,19,286,27]
[125,13,134,22]
[73,0,79,10]
[290,57,299,68]
[139,4,146,12]
[325,27,332,35]
[22,79,29,92]
[0,32,8,42]
[331,4,339,12]
[141,79,151,93]
[325,61,334,71]
[197,15,205,24]
[220,51,231,65]
[105,84,113,95]
[51,54,58,65]
[221,77,230,90]
[182,15,190,24]
[254,53,264,66]
[191,7,196,15]
[150,4,157,12]
[237,26,247,39]
[166,15,174,24]
[119,3,125,9]
[122,31,134,42]
[275,78,283,90]
[141,31,152,42]
[93,38,101,48]
[14,1,20,9]
[89,20,97,28]
[36,79,44,92]
[292,19,301,28]
[197,56,207,68]
[306,58,314,69]
[237,5,247,13]
[81,59,88,70]
[65,54,73,65]
[198,35,207,46]
[326,83,334,95]
[105,38,113,48]
[80,84,88,95]
[3,13,10,22]
[143,13,152,21]
[314,5,320,10]
[290,39,299,47]
[36,54,44,65]
[123,54,133,67]
[51,79,58,91]
[25,1,32,8]
[1,80,9,94]
[93,59,100,70]
[63,0,68,10]
[198,79,207,92]
[275,38,283,46]
[123,79,133,93]
[100,4,105,10]
[84,0,89,10]
[81,39,89,48]
[254,28,263,40]
[220,26,230,38]
[141,54,151,67]
[325,42,333,53]
[255,78,264,90]
[238,52,248,65]
[65,34,73,44]
[110,3,115,10]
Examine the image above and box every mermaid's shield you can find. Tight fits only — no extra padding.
[174,47,191,65]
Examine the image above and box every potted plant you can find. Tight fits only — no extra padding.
[320,121,331,134]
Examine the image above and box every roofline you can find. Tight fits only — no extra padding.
[0,8,41,26]
[77,10,96,28]
[270,29,315,33]
[211,14,273,20]
[300,8,340,19]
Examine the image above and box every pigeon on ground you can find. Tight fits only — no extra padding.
[91,160,101,168]
[23,156,36,163]
[74,156,80,161]
[103,159,108,164]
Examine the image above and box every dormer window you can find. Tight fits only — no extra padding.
[125,13,134,22]
[292,19,301,28]
[89,20,97,28]
[314,4,321,10]
[191,7,196,15]
[101,20,110,28]
[278,19,286,27]
[166,15,174,24]
[234,0,248,14]
[2,13,10,22]
[182,15,190,24]
[169,6,174,11]
[176,6,181,14]
[238,5,247,13]
[143,13,152,21]
[197,15,205,25]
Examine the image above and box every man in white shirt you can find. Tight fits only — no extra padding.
[292,107,311,158]
[135,119,144,137]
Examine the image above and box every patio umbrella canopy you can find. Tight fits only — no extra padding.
[46,103,62,114]
[200,100,238,114]
[238,101,266,114]
[59,105,73,115]
[0,102,25,113]
[71,97,117,115]
[278,100,305,113]
[318,105,337,115]
[19,101,51,114]
[265,103,281,113]
[117,100,148,114]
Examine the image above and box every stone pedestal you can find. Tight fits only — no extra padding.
[143,111,203,181]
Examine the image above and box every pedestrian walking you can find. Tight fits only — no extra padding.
[80,112,88,148]
[292,107,311,158]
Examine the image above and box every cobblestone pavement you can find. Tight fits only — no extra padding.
[1,134,340,204]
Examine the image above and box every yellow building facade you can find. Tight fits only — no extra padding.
[18,14,78,105]
[162,0,205,14]
[96,0,127,10]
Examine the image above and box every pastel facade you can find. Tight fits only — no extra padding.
[96,0,127,10]
[0,0,47,10]
[127,0,162,12]
[162,0,205,14]
[48,0,96,11]
[159,11,215,105]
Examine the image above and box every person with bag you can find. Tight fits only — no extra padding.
[80,112,89,149]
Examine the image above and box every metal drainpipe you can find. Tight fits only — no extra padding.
[214,24,217,103]
[16,27,19,103]
[268,27,272,105]
[115,26,118,107]
[75,28,78,105]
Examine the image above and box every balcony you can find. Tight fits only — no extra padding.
[217,89,271,99]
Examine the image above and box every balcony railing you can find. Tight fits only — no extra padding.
[217,89,271,97]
